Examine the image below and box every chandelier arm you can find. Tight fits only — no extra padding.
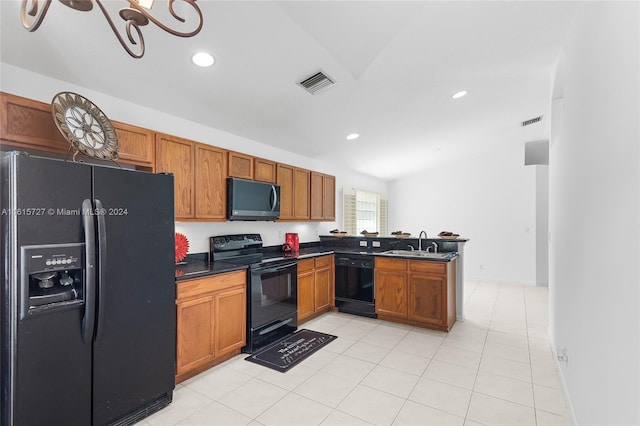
[21,0,53,32]
[127,0,203,38]
[94,0,144,58]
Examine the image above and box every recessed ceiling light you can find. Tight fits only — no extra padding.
[346,133,360,140]
[451,90,468,99]
[192,52,215,67]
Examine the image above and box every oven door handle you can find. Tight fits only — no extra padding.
[252,262,296,274]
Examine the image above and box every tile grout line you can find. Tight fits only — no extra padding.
[462,281,499,424]
[523,285,539,426]
[388,325,446,426]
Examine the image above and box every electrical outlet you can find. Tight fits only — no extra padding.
[557,347,569,363]
[372,241,381,248]
[479,264,484,271]
[359,240,367,247]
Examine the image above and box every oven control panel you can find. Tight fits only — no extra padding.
[211,234,263,252]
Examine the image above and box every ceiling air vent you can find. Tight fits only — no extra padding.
[298,71,335,95]
[521,115,543,127]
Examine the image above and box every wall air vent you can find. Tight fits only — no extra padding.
[521,115,543,127]
[298,71,335,95]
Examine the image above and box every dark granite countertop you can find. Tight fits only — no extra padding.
[176,242,459,281]
[175,253,247,281]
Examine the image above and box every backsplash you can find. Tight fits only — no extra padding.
[175,221,338,254]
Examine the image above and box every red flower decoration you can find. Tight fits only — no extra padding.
[175,232,189,263]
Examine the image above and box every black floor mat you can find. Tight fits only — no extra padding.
[245,329,337,373]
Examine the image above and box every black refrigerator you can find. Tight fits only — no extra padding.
[0,151,176,426]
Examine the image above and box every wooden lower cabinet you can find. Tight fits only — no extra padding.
[409,274,445,325]
[375,257,456,332]
[297,261,316,323]
[297,255,334,324]
[176,270,246,383]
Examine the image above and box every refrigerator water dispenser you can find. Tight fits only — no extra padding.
[21,243,85,318]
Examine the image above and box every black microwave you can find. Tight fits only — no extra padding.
[227,177,280,221]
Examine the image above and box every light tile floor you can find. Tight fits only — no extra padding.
[141,281,569,426]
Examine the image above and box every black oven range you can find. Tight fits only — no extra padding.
[210,234,298,353]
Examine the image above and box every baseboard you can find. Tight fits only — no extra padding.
[549,339,578,425]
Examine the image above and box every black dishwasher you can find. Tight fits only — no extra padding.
[334,254,376,318]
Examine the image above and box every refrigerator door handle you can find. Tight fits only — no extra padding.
[81,199,96,343]
[94,199,107,342]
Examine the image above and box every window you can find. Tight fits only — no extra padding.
[343,189,388,235]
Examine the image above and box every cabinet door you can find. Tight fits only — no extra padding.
[156,134,194,219]
[310,172,324,220]
[254,157,277,183]
[297,272,315,323]
[0,91,69,153]
[277,164,295,220]
[215,287,246,355]
[314,267,332,311]
[176,296,215,375]
[409,274,445,325]
[112,121,154,167]
[375,270,408,318]
[195,143,227,219]
[228,151,253,179]
[294,168,310,219]
[322,174,336,221]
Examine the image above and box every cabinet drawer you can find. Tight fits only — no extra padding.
[177,270,246,300]
[298,258,315,273]
[375,258,408,271]
[410,260,446,275]
[314,255,332,269]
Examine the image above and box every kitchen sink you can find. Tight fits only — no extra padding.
[379,250,455,260]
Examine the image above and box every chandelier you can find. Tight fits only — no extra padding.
[20,0,203,58]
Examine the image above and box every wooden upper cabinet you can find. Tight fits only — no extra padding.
[254,157,277,183]
[310,172,324,220]
[278,164,311,221]
[0,92,68,152]
[294,168,310,220]
[323,174,336,220]
[195,143,227,220]
[310,172,336,221]
[155,133,195,219]
[0,92,153,168]
[228,151,253,179]
[111,121,154,167]
[277,164,295,220]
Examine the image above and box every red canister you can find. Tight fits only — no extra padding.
[285,233,299,253]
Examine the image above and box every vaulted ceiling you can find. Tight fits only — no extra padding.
[0,1,578,180]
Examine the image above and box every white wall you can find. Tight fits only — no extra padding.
[549,3,640,425]
[535,165,549,286]
[388,141,537,285]
[0,63,388,252]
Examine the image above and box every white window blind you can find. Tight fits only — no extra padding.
[343,189,388,235]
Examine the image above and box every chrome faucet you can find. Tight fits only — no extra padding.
[407,244,414,251]
[431,242,438,253]
[418,230,427,251]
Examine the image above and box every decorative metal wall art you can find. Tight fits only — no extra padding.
[20,0,203,58]
[51,92,120,162]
